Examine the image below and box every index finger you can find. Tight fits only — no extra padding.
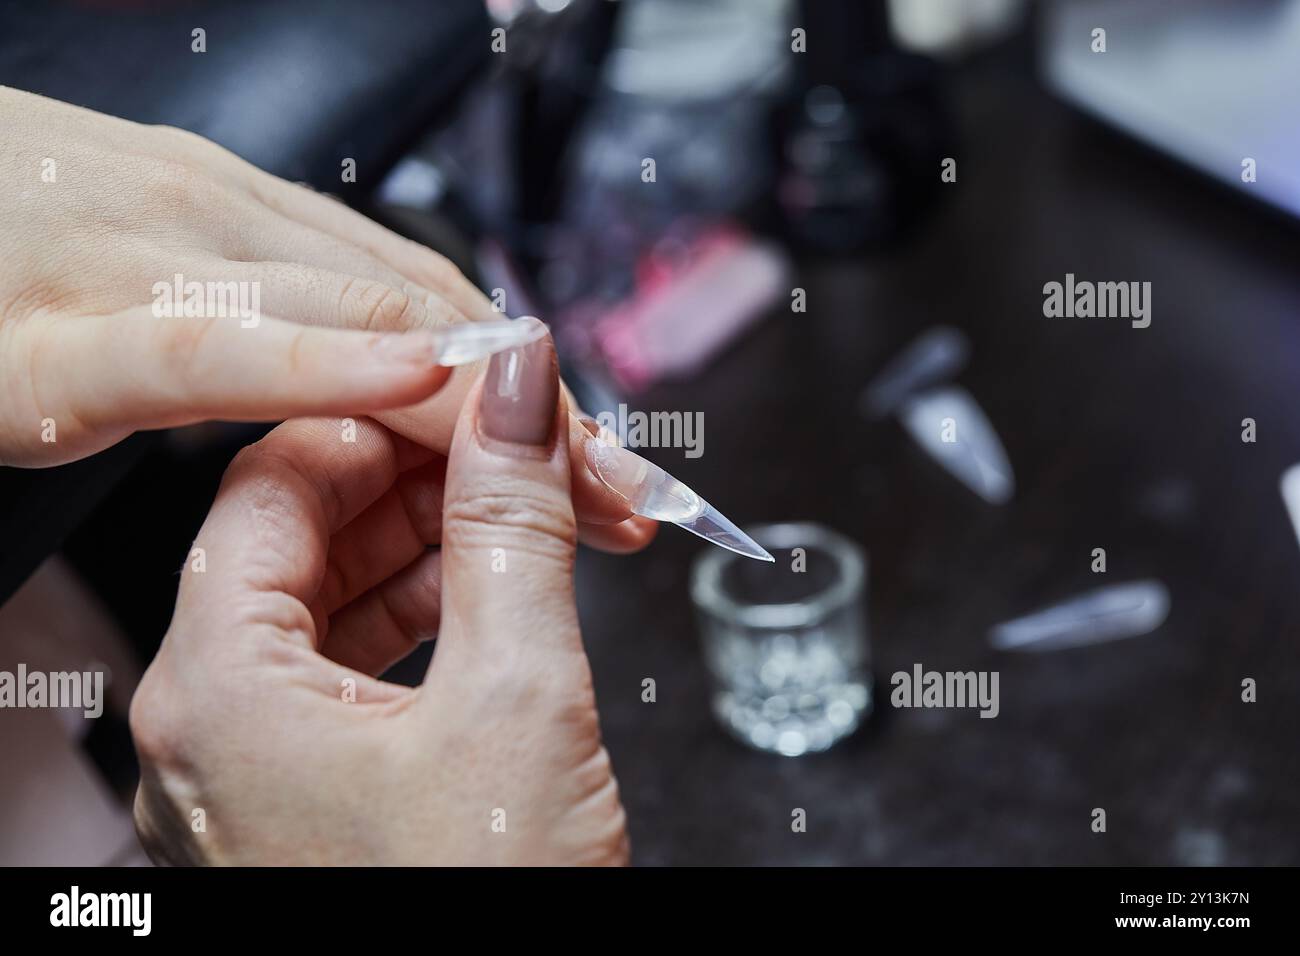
[179,418,428,619]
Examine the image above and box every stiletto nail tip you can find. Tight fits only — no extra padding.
[679,504,775,562]
[728,527,776,562]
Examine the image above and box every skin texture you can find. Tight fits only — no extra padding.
[0,86,655,552]
[131,332,630,865]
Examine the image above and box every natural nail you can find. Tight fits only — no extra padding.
[479,328,558,447]
[584,436,659,512]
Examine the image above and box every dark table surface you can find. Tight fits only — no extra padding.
[578,51,1300,866]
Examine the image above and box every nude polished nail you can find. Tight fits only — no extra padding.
[479,324,558,448]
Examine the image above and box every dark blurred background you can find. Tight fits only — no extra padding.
[1,0,1298,865]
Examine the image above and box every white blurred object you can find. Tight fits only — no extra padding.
[899,385,1015,505]
[605,0,790,99]
[376,156,446,209]
[888,0,1027,56]
[486,0,573,25]
[1043,0,1300,220]
[1281,463,1300,552]
[990,580,1171,652]
[860,326,971,419]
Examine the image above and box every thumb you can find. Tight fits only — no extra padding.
[433,322,582,671]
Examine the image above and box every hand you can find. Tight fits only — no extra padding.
[129,331,628,864]
[0,87,654,551]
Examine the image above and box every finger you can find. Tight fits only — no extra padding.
[179,418,412,626]
[230,179,640,532]
[48,310,451,445]
[433,327,581,674]
[376,367,639,529]
[564,395,654,538]
[242,172,499,322]
[566,413,641,526]
[234,204,439,297]
[180,261,629,532]
[229,260,467,333]
[578,515,659,554]
[321,549,443,676]
[318,457,446,615]
[316,434,647,668]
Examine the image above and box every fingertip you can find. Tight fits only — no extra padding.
[568,415,637,526]
[578,515,659,554]
[337,330,455,409]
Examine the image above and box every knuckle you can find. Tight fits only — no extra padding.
[442,483,576,562]
[566,759,630,866]
[416,248,460,287]
[147,155,215,213]
[226,439,269,477]
[128,667,188,768]
[0,278,67,322]
[342,279,419,332]
[153,123,206,151]
[398,277,464,328]
[227,433,301,480]
[155,315,219,375]
[284,326,310,377]
[226,443,321,529]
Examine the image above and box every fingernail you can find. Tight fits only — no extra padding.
[479,327,558,447]
[432,316,548,367]
[372,330,439,364]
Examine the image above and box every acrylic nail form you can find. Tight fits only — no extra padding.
[585,439,774,562]
[431,316,548,366]
[899,385,1014,505]
[860,325,971,419]
[989,580,1170,652]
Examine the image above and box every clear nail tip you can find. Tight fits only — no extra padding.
[432,317,548,366]
[989,580,1170,652]
[585,437,772,561]
[678,503,776,562]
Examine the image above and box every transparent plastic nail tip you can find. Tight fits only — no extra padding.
[899,385,1014,505]
[677,503,775,562]
[594,444,774,562]
[860,326,971,419]
[432,316,547,366]
[989,580,1171,652]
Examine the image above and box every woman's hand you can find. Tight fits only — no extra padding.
[0,87,654,551]
[129,331,628,865]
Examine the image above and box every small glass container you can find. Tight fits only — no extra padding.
[691,523,871,756]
